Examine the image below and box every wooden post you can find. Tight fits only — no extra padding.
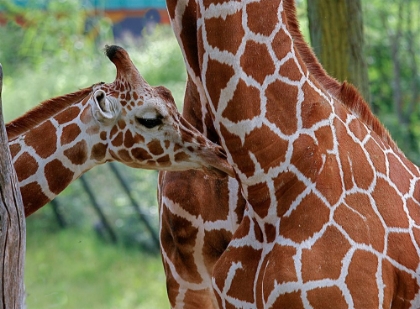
[0,64,26,309]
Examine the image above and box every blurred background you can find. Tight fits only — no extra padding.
[0,0,420,308]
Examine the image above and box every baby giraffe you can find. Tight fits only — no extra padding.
[6,45,233,216]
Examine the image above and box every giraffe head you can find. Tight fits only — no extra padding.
[87,45,233,177]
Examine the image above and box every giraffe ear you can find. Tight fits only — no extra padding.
[92,90,121,125]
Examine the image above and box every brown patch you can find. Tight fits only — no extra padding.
[222,79,261,123]
[264,223,276,243]
[388,153,412,195]
[45,159,74,195]
[314,126,334,152]
[291,134,322,182]
[315,153,342,206]
[61,123,81,145]
[159,209,202,283]
[174,152,190,162]
[157,154,171,166]
[133,133,145,144]
[202,228,233,272]
[265,79,298,135]
[117,119,126,130]
[272,27,293,62]
[213,245,262,304]
[205,59,235,111]
[164,140,170,149]
[301,84,333,129]
[280,193,330,243]
[348,117,369,142]
[407,198,420,226]
[14,152,39,182]
[124,130,135,148]
[147,140,165,156]
[392,268,420,306]
[9,143,21,158]
[273,171,307,217]
[336,118,374,190]
[387,232,419,270]
[64,140,88,165]
[91,143,107,161]
[24,121,57,159]
[307,286,347,308]
[372,177,409,229]
[364,138,387,174]
[100,131,107,141]
[334,193,385,252]
[54,106,81,125]
[205,10,244,54]
[21,182,50,216]
[111,132,123,147]
[247,181,270,218]
[247,0,280,36]
[109,124,119,139]
[261,245,298,291]
[243,124,289,173]
[117,149,132,162]
[79,105,92,124]
[241,41,275,85]
[180,0,200,78]
[131,147,153,161]
[302,226,350,282]
[345,250,379,308]
[279,58,303,82]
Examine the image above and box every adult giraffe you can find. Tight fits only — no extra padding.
[7,45,233,217]
[160,0,420,308]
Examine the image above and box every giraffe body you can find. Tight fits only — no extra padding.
[8,45,233,216]
[161,0,420,307]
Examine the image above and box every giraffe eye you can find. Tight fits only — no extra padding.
[136,116,163,129]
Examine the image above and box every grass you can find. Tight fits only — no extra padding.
[25,224,170,309]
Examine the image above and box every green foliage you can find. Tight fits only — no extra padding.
[0,0,113,71]
[363,0,420,163]
[25,227,169,309]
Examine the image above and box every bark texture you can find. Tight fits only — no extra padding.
[307,0,370,101]
[0,63,26,309]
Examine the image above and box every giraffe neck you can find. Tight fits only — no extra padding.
[171,0,400,202]
[8,87,110,216]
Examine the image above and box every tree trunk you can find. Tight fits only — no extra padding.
[0,64,26,309]
[307,0,370,102]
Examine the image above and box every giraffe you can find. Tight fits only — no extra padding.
[7,44,233,217]
[160,0,420,308]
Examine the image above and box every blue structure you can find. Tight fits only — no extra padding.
[6,0,169,38]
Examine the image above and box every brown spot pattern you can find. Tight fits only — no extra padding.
[25,121,57,159]
[14,152,39,182]
[45,159,74,195]
[64,140,88,165]
[61,123,81,145]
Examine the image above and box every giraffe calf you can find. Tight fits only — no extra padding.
[6,45,233,216]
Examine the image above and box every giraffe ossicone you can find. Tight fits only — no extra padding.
[7,45,233,216]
